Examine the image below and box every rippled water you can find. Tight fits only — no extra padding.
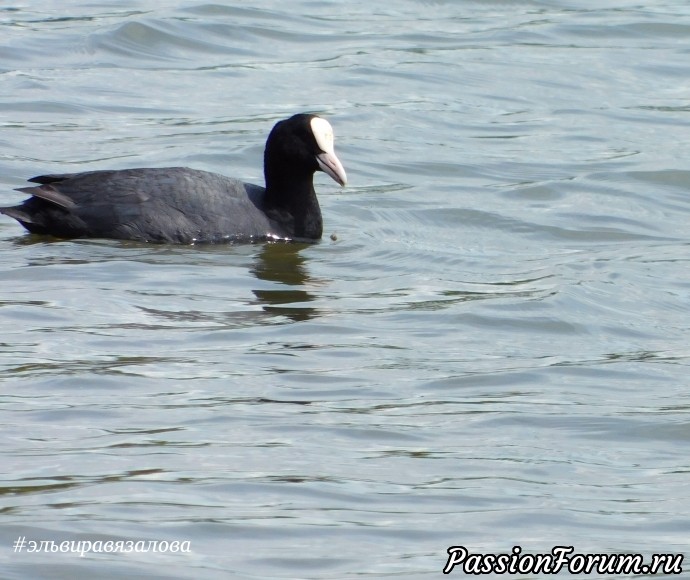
[2,1,690,578]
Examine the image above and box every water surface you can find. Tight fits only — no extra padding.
[2,1,690,578]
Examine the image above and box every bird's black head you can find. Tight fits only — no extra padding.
[264,113,347,189]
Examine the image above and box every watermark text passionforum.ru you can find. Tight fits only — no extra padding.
[443,545,683,575]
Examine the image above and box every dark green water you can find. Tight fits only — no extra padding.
[2,1,690,578]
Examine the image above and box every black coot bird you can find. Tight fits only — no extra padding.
[0,113,347,244]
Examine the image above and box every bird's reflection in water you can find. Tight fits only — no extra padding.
[251,242,320,322]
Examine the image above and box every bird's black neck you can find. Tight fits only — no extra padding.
[264,168,323,240]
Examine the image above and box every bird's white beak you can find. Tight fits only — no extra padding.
[311,117,347,187]
[316,151,347,186]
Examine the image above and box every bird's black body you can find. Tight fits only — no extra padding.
[1,114,346,244]
[5,168,288,244]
